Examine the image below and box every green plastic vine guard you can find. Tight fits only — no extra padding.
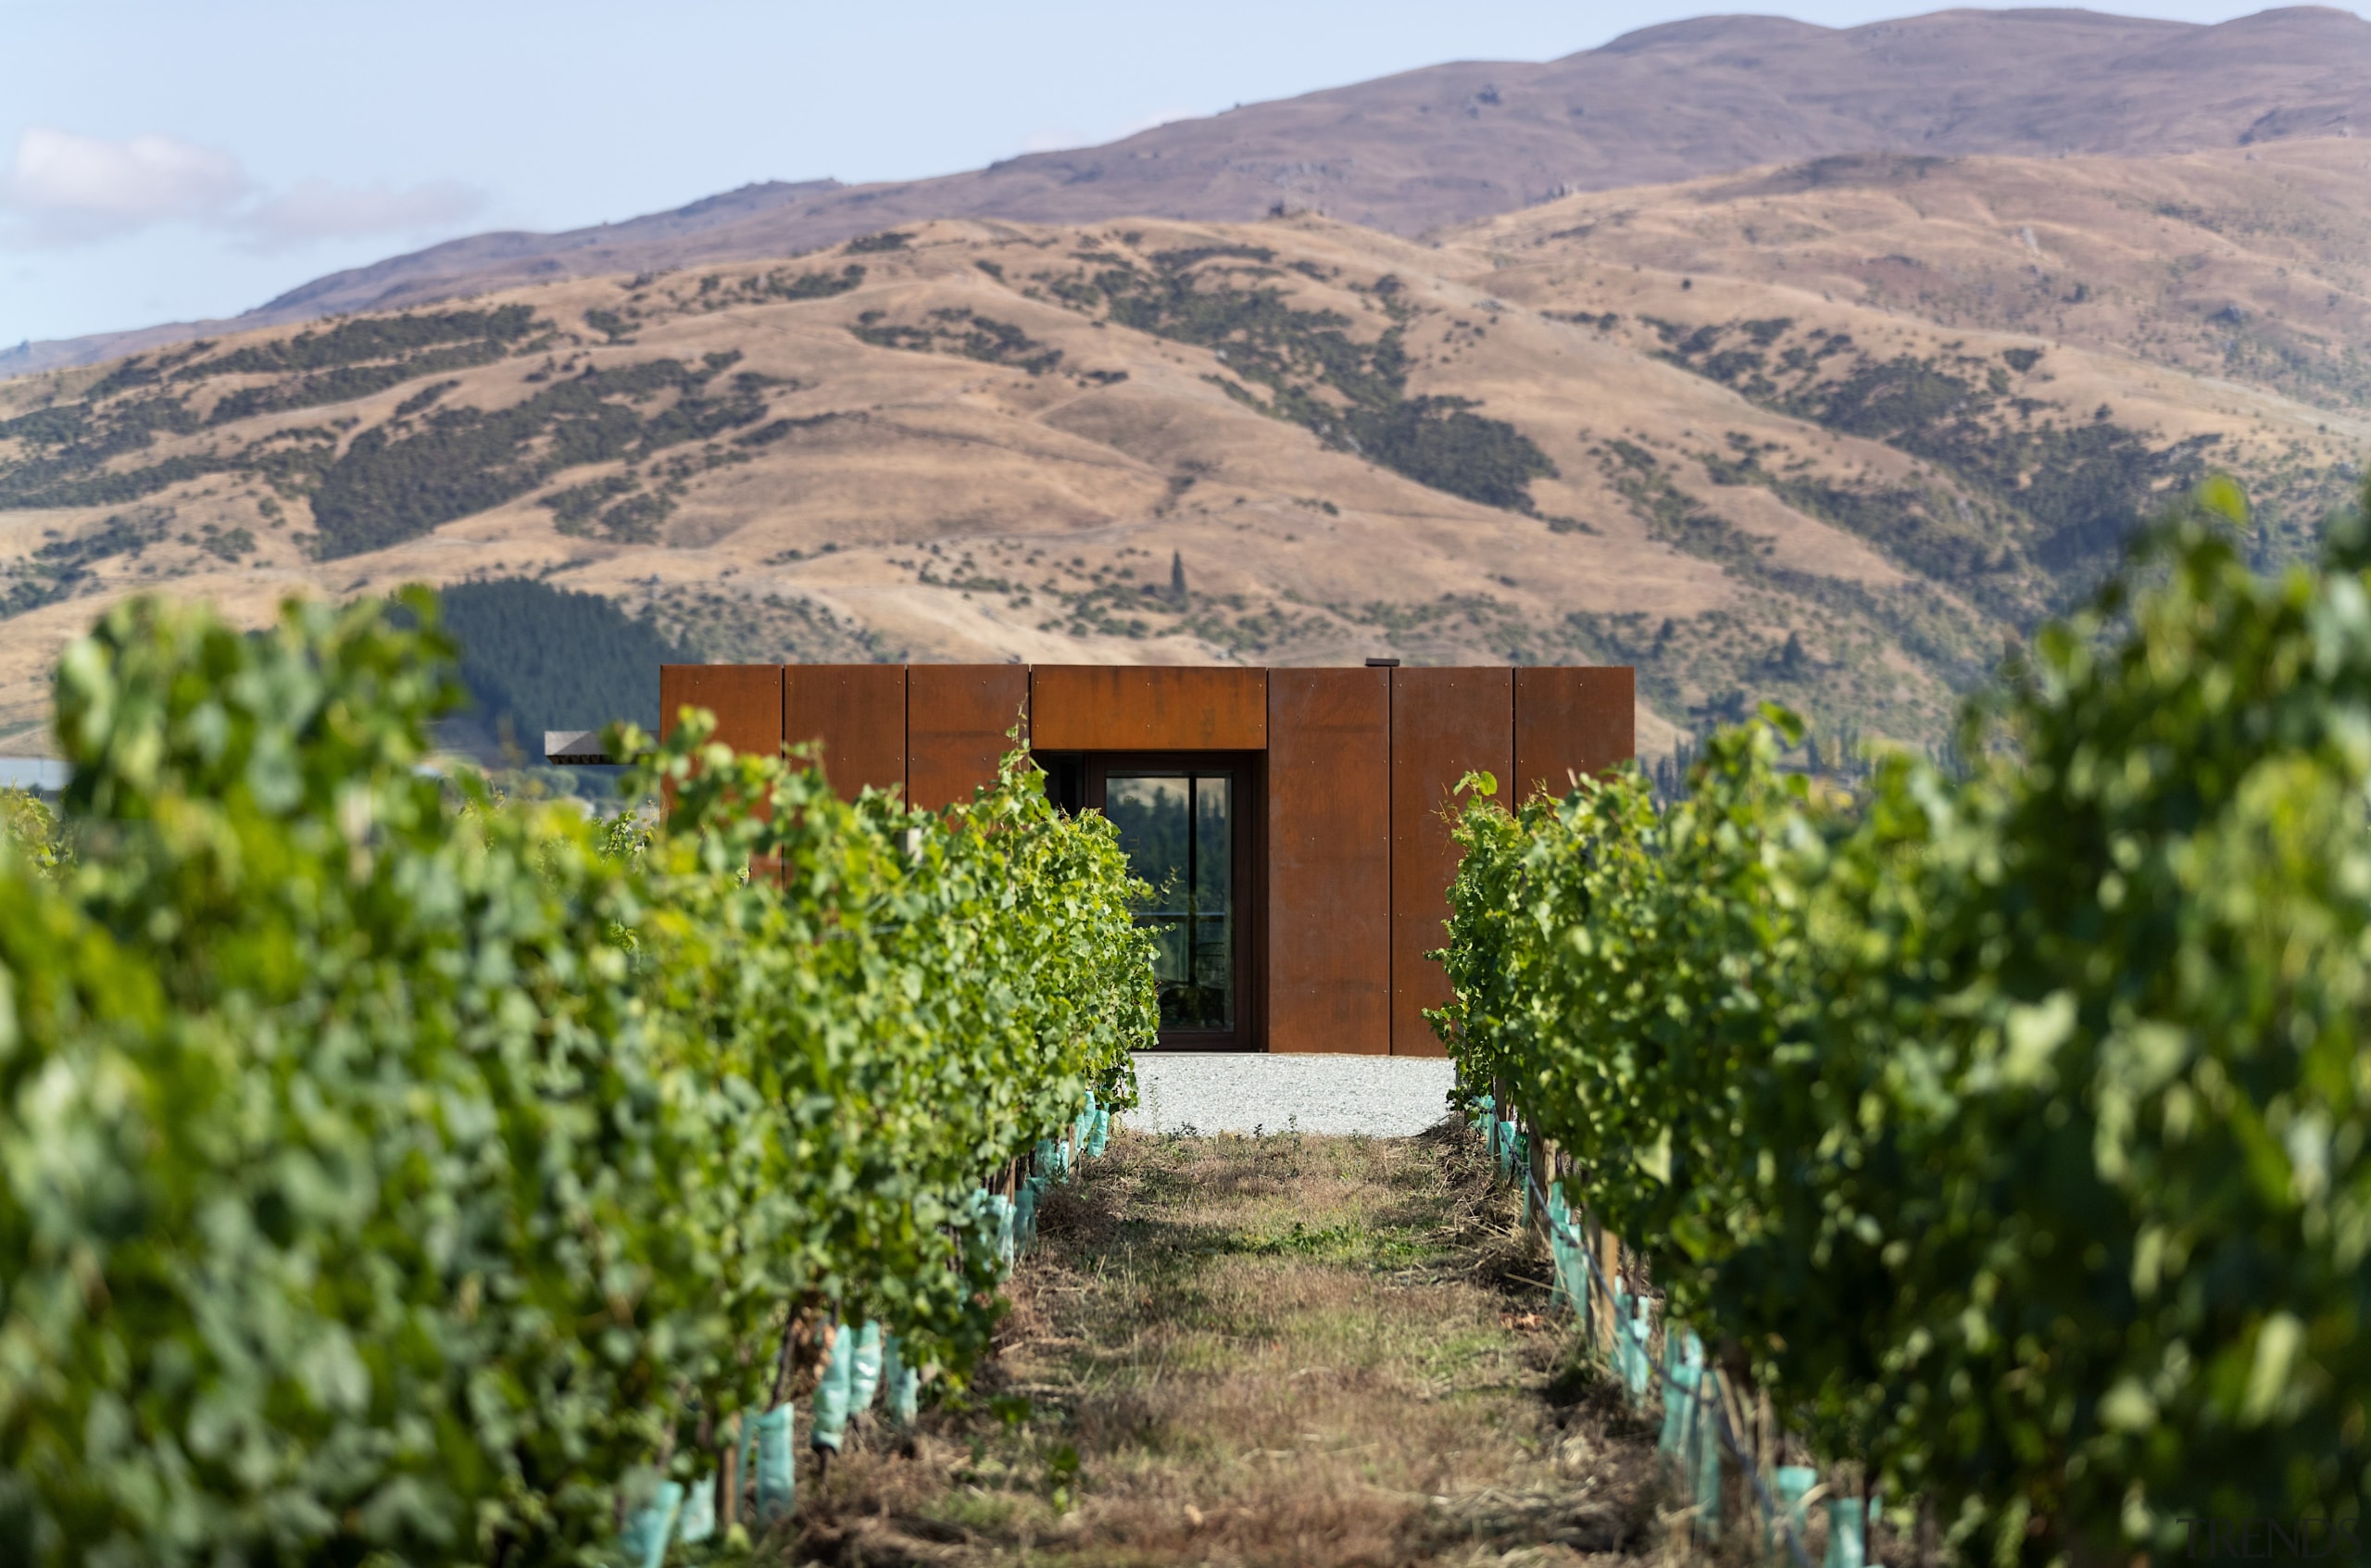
[1545,1183,1572,1312]
[752,1402,796,1522]
[676,1471,715,1544]
[1559,1242,1592,1341]
[1642,1327,1726,1540]
[1630,1317,1653,1400]
[1659,1347,1700,1459]
[617,1478,683,1568]
[978,1189,1016,1266]
[1691,1395,1723,1541]
[1610,1286,1656,1400]
[1774,1465,1818,1551]
[811,1325,857,1453]
[1541,1177,1588,1332]
[1015,1179,1039,1252]
[846,1321,885,1414]
[883,1334,922,1426]
[1825,1497,1868,1568]
[1679,1331,1721,1541]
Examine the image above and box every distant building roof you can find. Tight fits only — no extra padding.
[0,759,67,794]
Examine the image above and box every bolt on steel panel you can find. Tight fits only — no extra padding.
[1266,667,1391,1055]
[659,663,785,760]
[784,664,907,802]
[907,664,1029,811]
[659,664,786,879]
[1028,666,1267,752]
[1512,667,1637,804]
[1391,667,1513,1058]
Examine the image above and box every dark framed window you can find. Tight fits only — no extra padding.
[1040,751,1258,1050]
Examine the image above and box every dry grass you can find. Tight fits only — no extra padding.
[773,1123,1668,1567]
[11,173,2365,754]
[1455,138,2371,413]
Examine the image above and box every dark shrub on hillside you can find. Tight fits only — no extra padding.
[436,577,694,746]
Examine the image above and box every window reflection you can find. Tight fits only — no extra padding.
[1104,772,1233,1030]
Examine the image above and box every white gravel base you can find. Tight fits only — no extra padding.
[1120,1053,1459,1137]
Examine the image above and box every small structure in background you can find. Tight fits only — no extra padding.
[543,731,615,765]
[0,758,68,799]
[632,663,1636,1057]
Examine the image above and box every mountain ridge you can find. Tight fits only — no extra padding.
[6,140,2365,758]
[7,5,2369,378]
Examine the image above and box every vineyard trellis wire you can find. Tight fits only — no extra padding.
[0,589,1158,1566]
[1434,475,2371,1565]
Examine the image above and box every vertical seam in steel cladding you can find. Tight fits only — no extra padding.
[1268,670,1280,1017]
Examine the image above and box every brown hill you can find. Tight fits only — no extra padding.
[11,6,2371,377]
[5,186,2361,761]
[1453,136,2371,413]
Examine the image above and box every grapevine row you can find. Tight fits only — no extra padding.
[0,590,1157,1565]
[1435,479,2371,1560]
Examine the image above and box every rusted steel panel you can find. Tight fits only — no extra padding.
[1028,666,1267,751]
[1243,750,1270,1053]
[784,664,907,802]
[659,664,784,759]
[1391,667,1513,1058]
[1512,667,1637,804]
[1266,667,1391,1055]
[659,665,785,878]
[907,664,1028,810]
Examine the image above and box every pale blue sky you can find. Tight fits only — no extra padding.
[1,0,2352,347]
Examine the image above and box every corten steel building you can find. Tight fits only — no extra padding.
[659,663,1634,1057]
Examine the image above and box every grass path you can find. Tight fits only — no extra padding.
[789,1123,1668,1566]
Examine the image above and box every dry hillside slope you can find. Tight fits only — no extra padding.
[1454,137,2371,416]
[12,6,2371,377]
[1,199,2361,760]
